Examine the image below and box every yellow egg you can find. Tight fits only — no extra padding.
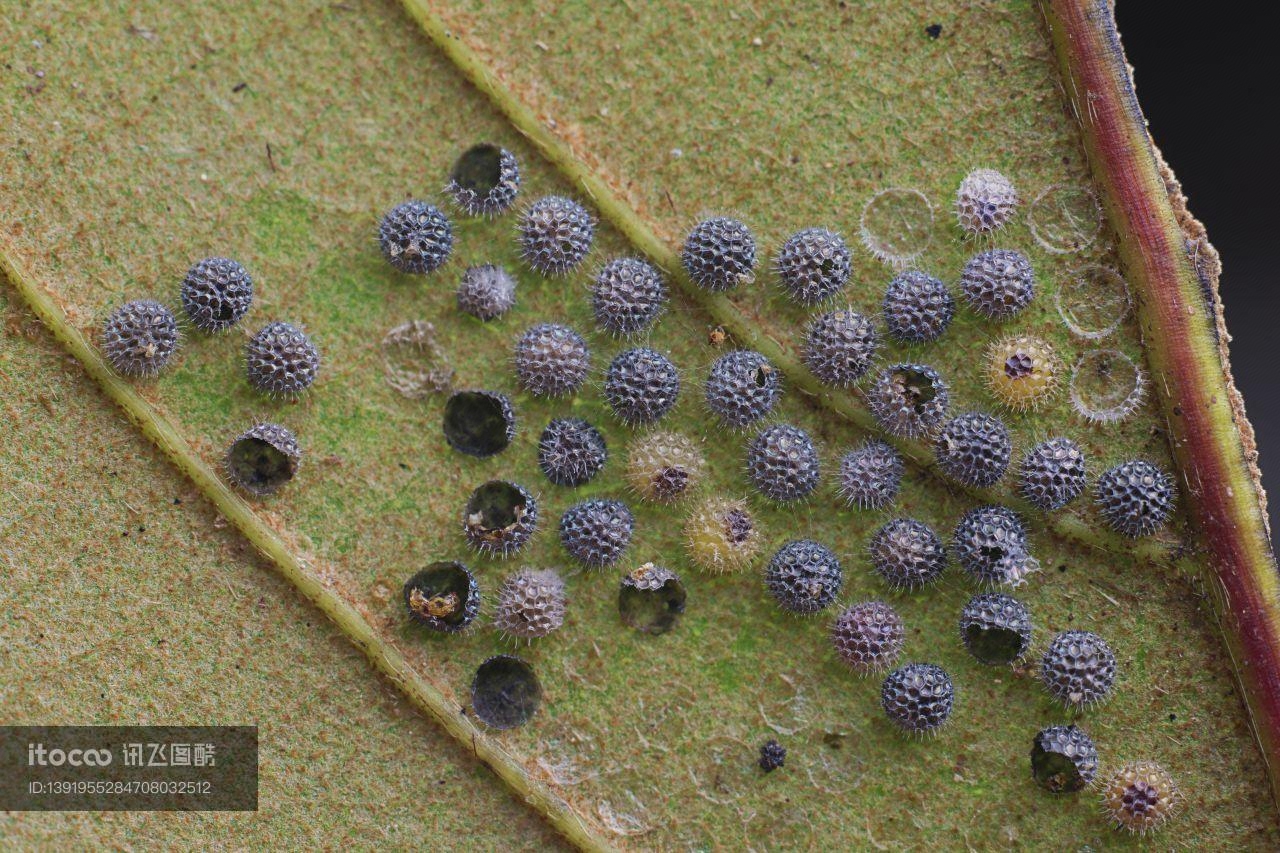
[984,334,1060,410]
[1100,760,1182,834]
[625,431,706,503]
[683,498,760,574]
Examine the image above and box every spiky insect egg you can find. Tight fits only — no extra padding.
[403,561,480,634]
[802,308,879,387]
[518,195,595,275]
[378,200,454,274]
[867,363,951,438]
[604,347,681,425]
[446,143,520,217]
[952,505,1039,587]
[181,257,253,331]
[959,592,1032,665]
[560,498,635,568]
[538,418,607,487]
[881,663,954,734]
[513,323,591,398]
[746,423,821,502]
[955,168,1019,235]
[681,216,757,291]
[245,321,320,395]
[1041,629,1117,709]
[830,600,905,674]
[1019,437,1087,511]
[985,334,1060,411]
[492,568,566,640]
[1100,761,1182,834]
[471,655,541,729]
[869,518,947,591]
[758,740,787,773]
[934,411,1012,487]
[592,257,667,335]
[683,498,761,573]
[775,227,851,305]
[959,249,1034,320]
[456,264,516,321]
[101,299,180,377]
[619,562,687,635]
[224,422,301,496]
[882,270,955,343]
[839,441,904,510]
[625,431,706,502]
[705,349,781,428]
[1094,460,1177,537]
[1031,724,1098,794]
[763,539,843,615]
[442,390,516,458]
[462,480,539,557]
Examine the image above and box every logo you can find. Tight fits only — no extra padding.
[26,743,113,767]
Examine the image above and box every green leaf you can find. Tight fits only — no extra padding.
[2,0,1276,848]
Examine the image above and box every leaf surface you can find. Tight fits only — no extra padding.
[1,0,1276,847]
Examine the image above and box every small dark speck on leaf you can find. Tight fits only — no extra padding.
[232,81,248,93]
[759,739,786,772]
[925,24,943,39]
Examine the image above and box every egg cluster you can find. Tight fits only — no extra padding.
[98,141,1185,834]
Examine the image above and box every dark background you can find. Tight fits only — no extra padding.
[1115,5,1278,543]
